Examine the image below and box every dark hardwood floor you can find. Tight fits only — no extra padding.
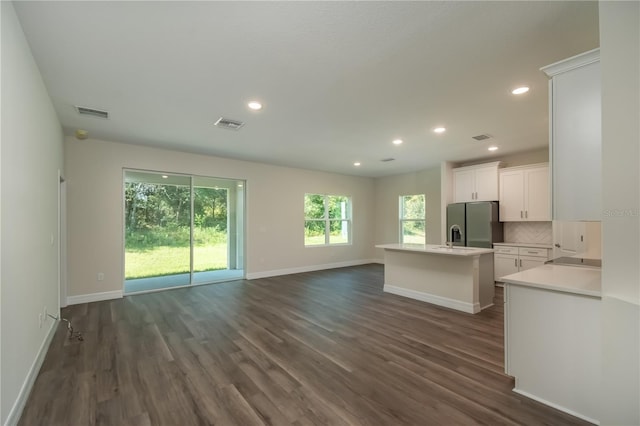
[19,264,588,425]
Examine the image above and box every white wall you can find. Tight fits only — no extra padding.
[599,2,640,424]
[0,2,65,424]
[373,167,441,260]
[64,137,376,298]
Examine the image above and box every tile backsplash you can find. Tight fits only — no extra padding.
[503,221,552,244]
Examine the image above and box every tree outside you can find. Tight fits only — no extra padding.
[401,194,426,244]
[304,194,351,245]
[125,181,229,279]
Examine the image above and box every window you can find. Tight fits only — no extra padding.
[304,194,351,246]
[399,194,425,244]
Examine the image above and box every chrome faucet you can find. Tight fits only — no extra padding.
[448,224,463,248]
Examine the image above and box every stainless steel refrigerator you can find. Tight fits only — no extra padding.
[446,201,503,248]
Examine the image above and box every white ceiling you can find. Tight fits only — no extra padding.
[13,1,599,177]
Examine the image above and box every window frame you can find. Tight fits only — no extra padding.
[399,194,426,244]
[304,193,352,247]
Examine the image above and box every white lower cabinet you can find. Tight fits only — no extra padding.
[504,283,601,423]
[494,245,550,282]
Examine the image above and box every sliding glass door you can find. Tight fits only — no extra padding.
[124,170,244,293]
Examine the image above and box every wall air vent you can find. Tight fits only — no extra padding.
[472,134,491,141]
[214,117,245,131]
[381,158,395,162]
[75,105,109,119]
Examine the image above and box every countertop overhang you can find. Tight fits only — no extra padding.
[376,243,494,256]
[501,264,601,297]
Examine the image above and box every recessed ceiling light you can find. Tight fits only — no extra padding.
[392,139,403,145]
[488,146,499,151]
[248,101,263,110]
[354,162,361,167]
[433,127,446,133]
[512,86,529,95]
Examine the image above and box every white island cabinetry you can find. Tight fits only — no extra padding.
[376,244,495,314]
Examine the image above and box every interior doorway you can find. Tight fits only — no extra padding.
[123,170,245,294]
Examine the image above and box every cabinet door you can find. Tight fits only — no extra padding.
[552,220,586,258]
[453,169,475,202]
[524,167,550,221]
[551,61,601,220]
[474,166,499,201]
[499,170,525,221]
[518,256,546,272]
[494,254,519,281]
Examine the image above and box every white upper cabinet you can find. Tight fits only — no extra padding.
[542,49,601,221]
[499,164,550,222]
[453,162,501,203]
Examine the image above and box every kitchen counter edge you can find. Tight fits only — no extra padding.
[501,264,601,298]
[375,243,494,256]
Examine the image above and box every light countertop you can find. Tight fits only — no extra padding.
[501,264,601,297]
[376,243,494,257]
[493,242,553,249]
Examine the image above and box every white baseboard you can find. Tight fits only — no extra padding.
[246,259,377,280]
[512,388,600,425]
[66,289,122,305]
[383,284,479,314]
[4,320,57,426]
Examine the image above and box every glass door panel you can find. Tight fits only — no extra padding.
[192,176,244,284]
[125,170,245,293]
[124,171,191,292]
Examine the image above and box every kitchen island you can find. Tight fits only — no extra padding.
[376,243,495,314]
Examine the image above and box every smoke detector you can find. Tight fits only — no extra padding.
[214,117,245,130]
[75,105,109,119]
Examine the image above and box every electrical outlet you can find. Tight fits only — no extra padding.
[38,313,43,329]
[97,272,104,281]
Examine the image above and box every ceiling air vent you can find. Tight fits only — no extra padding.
[472,134,491,141]
[75,105,109,119]
[214,117,245,131]
[381,158,395,162]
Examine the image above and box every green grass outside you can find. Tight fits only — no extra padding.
[125,227,230,279]
[125,244,227,279]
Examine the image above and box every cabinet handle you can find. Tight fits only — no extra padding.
[520,259,522,267]
[525,210,528,219]
[520,211,523,218]
[514,258,517,267]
